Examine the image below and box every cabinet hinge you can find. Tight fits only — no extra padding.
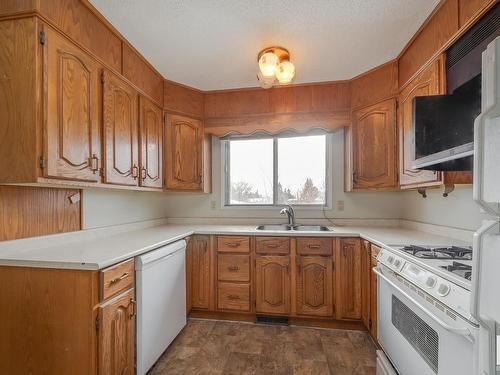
[101,71,105,84]
[38,31,46,45]
[39,156,46,169]
[332,262,335,272]
[163,113,167,125]
[368,318,372,329]
[95,315,100,330]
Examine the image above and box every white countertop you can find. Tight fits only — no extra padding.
[0,222,470,270]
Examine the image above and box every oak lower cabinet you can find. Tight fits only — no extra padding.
[139,96,163,189]
[255,256,291,315]
[361,240,371,329]
[348,98,398,190]
[296,256,334,317]
[335,238,362,320]
[189,235,214,310]
[369,244,381,339]
[98,288,136,375]
[164,114,211,192]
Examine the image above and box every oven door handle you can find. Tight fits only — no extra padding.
[373,267,475,342]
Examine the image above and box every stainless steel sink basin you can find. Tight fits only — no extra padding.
[293,225,331,232]
[256,224,331,232]
[256,224,293,231]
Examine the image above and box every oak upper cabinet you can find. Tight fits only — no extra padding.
[296,256,334,317]
[98,288,135,375]
[139,96,163,189]
[102,71,139,186]
[190,235,213,310]
[361,240,371,329]
[165,114,211,192]
[398,58,443,188]
[350,98,397,190]
[336,238,362,320]
[255,256,290,315]
[44,27,102,182]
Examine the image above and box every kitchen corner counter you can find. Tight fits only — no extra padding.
[0,223,470,270]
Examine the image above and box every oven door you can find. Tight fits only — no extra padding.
[375,265,476,375]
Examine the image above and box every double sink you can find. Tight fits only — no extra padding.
[256,224,331,232]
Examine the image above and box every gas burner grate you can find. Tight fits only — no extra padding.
[399,245,472,260]
[440,261,472,281]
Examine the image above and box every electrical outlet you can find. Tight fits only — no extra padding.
[210,200,217,209]
[336,200,344,211]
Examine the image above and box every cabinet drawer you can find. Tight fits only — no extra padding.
[217,282,251,311]
[255,237,290,255]
[218,254,250,282]
[297,238,332,256]
[217,236,250,253]
[100,259,135,301]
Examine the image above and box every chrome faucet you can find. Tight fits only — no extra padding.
[280,205,296,227]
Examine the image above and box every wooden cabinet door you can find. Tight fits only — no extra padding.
[191,235,213,309]
[165,114,203,190]
[255,256,290,315]
[102,71,139,186]
[352,98,397,189]
[98,288,135,375]
[296,256,333,317]
[361,240,371,328]
[370,255,378,338]
[398,58,443,188]
[44,27,101,181]
[336,238,362,320]
[139,96,162,188]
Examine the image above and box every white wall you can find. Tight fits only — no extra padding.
[162,130,404,223]
[82,188,167,229]
[401,185,490,231]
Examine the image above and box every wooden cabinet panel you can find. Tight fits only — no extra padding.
[103,71,139,186]
[336,238,362,320]
[100,259,135,301]
[191,235,213,309]
[217,254,250,282]
[459,0,495,27]
[296,237,332,256]
[122,44,163,105]
[255,256,290,315]
[350,99,397,189]
[370,255,378,339]
[44,27,101,182]
[398,0,459,87]
[139,96,163,189]
[164,79,205,119]
[217,236,250,253]
[217,282,251,312]
[186,236,193,313]
[255,237,290,255]
[165,114,205,190]
[361,240,371,329]
[398,58,443,189]
[98,288,135,375]
[296,256,333,317]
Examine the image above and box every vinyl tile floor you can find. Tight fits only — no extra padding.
[148,319,377,375]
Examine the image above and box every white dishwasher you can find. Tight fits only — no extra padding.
[135,240,187,375]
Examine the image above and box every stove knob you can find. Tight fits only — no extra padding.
[394,259,402,268]
[425,276,437,289]
[437,283,450,297]
[388,256,395,264]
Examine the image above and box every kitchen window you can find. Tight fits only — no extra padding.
[222,133,329,207]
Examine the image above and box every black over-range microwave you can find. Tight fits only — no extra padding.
[412,3,500,171]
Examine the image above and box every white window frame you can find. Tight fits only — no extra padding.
[220,132,332,209]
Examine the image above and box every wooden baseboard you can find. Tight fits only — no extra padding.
[188,310,367,331]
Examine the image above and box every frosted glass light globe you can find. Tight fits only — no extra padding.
[258,52,279,78]
[276,61,295,84]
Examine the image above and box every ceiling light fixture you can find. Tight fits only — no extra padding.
[257,46,295,88]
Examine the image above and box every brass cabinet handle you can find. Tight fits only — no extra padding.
[109,272,129,285]
[89,154,99,174]
[131,164,139,179]
[227,265,240,272]
[141,167,147,180]
[225,242,241,248]
[227,294,240,300]
[129,298,136,319]
[308,244,321,249]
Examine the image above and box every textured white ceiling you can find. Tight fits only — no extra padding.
[89,0,439,91]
